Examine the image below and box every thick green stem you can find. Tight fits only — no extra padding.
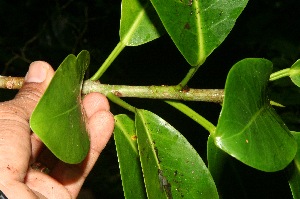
[176,67,199,90]
[107,92,136,113]
[90,41,126,81]
[0,77,225,103]
[165,100,216,134]
[269,68,290,81]
[83,80,224,103]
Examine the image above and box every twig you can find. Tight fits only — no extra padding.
[0,77,224,103]
[0,76,25,89]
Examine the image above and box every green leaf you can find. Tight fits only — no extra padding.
[214,58,297,172]
[290,59,300,87]
[114,114,147,199]
[30,50,90,164]
[149,0,248,66]
[288,131,300,199]
[207,135,228,186]
[136,109,219,199]
[207,135,249,196]
[120,0,164,46]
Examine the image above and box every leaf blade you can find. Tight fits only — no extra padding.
[290,59,300,87]
[149,0,248,66]
[114,114,147,199]
[136,109,219,198]
[214,58,297,172]
[288,131,300,199]
[120,0,164,46]
[30,50,90,164]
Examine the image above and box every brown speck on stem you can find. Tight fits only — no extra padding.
[114,91,122,97]
[181,85,190,93]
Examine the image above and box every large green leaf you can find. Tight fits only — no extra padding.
[120,0,164,46]
[289,131,300,199]
[136,109,218,199]
[208,135,251,196]
[30,50,90,164]
[149,0,248,66]
[214,58,297,172]
[114,114,147,199]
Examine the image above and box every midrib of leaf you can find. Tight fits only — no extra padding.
[234,105,268,138]
[137,111,161,168]
[115,121,138,154]
[122,2,149,45]
[45,104,79,121]
[194,1,205,65]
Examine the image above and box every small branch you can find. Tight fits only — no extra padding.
[0,76,25,89]
[0,77,224,103]
[83,80,224,103]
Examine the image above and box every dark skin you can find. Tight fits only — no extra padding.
[0,61,114,198]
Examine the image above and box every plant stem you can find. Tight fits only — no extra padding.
[107,92,136,113]
[0,77,224,103]
[0,76,24,89]
[176,66,199,90]
[90,41,126,81]
[269,68,290,81]
[83,80,224,103]
[165,100,216,134]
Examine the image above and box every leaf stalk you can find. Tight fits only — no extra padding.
[165,100,216,134]
[107,92,136,113]
[90,41,126,81]
[269,68,290,81]
[176,66,199,90]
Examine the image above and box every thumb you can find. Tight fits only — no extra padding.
[13,61,55,120]
[0,62,54,197]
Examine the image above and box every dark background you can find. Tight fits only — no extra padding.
[1,0,300,198]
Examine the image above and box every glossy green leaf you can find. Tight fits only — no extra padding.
[290,59,300,87]
[149,0,248,66]
[136,109,218,199]
[120,0,164,46]
[214,58,297,172]
[30,50,90,164]
[207,135,228,186]
[288,131,300,199]
[207,135,248,195]
[114,114,147,199]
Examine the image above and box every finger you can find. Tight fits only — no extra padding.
[50,94,114,197]
[13,61,54,120]
[82,92,110,117]
[25,169,71,199]
[0,61,54,183]
[30,133,44,164]
[0,178,47,199]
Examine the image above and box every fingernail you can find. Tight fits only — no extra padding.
[25,62,49,83]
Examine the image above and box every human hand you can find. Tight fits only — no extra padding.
[0,61,114,198]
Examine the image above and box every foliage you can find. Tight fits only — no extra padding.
[30,50,90,164]
[1,0,300,198]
